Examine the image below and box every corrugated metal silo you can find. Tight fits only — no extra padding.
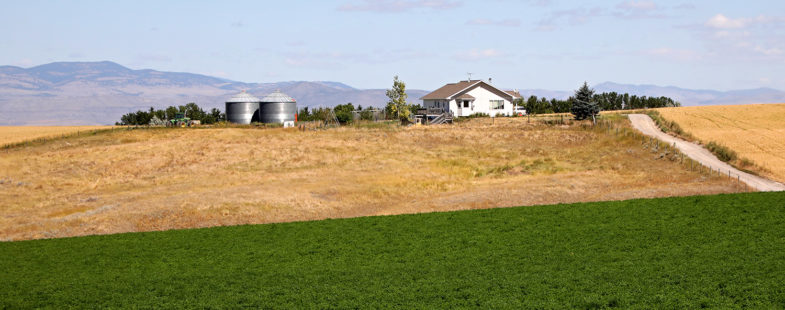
[225,91,260,124]
[258,90,297,125]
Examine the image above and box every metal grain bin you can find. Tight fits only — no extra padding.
[225,91,260,124]
[258,90,297,125]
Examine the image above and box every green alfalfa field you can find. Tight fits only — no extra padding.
[1,191,784,308]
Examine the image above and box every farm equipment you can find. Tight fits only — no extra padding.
[169,113,191,127]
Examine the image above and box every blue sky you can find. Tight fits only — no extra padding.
[2,0,784,91]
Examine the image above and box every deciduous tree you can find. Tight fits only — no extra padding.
[385,75,410,121]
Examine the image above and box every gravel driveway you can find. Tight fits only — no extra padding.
[628,114,785,192]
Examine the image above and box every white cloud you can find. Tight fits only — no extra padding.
[338,0,462,13]
[613,1,667,19]
[753,46,783,56]
[536,7,604,31]
[673,3,695,10]
[466,18,520,27]
[705,14,746,29]
[525,0,553,7]
[693,14,785,63]
[616,1,657,11]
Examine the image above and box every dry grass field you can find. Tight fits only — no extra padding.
[657,104,785,183]
[0,126,113,147]
[0,118,745,240]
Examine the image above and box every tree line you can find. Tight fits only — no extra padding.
[117,103,224,125]
[516,91,681,115]
[297,102,423,124]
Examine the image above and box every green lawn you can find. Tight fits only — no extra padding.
[2,192,784,308]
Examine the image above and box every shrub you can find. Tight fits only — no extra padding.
[705,141,737,162]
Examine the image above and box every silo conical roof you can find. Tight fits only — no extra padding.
[259,90,296,103]
[226,90,261,103]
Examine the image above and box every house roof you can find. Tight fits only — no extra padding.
[420,80,521,100]
[505,90,522,98]
[421,80,482,100]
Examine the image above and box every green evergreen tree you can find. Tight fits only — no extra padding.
[570,82,600,123]
[525,96,539,114]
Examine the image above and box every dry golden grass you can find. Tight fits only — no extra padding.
[0,118,745,240]
[0,126,114,147]
[657,104,785,183]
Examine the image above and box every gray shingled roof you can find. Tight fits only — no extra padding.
[421,80,520,100]
[421,80,482,100]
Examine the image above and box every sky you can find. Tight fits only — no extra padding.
[1,0,784,91]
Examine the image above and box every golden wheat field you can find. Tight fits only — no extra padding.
[0,118,745,240]
[0,126,114,147]
[657,104,785,183]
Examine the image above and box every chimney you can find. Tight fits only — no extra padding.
[489,77,493,84]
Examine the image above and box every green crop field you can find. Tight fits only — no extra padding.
[2,192,784,308]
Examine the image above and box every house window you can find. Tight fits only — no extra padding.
[463,100,470,108]
[490,100,504,110]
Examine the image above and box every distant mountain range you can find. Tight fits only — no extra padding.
[0,61,782,125]
[518,82,785,106]
[0,61,429,125]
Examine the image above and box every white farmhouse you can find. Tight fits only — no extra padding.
[420,80,522,117]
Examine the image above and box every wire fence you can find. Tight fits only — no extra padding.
[587,118,755,192]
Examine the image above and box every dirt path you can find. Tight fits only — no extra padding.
[628,114,785,192]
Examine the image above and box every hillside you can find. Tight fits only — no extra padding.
[2,192,783,308]
[0,61,429,125]
[0,126,112,146]
[657,104,785,183]
[0,118,746,240]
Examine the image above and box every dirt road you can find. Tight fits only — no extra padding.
[628,114,785,192]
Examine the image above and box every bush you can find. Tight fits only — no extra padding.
[705,141,737,162]
[333,103,355,124]
[466,113,489,118]
[645,110,694,140]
